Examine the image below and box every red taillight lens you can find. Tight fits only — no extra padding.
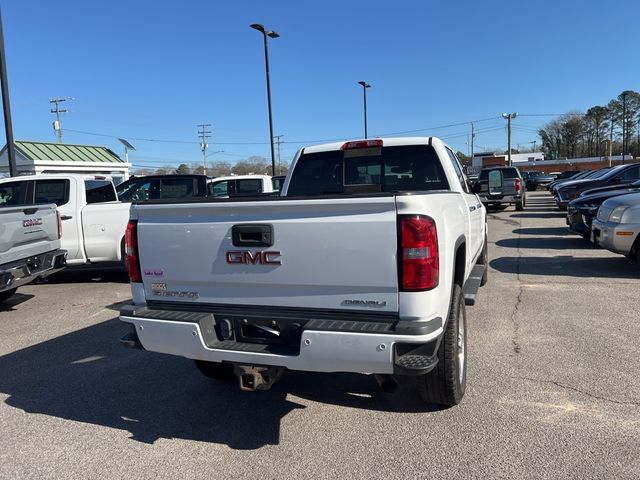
[56,210,62,239]
[399,215,439,291]
[125,220,142,282]
[341,139,383,150]
[515,178,521,193]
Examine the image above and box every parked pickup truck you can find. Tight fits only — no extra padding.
[473,166,526,211]
[208,174,274,197]
[0,174,129,266]
[0,202,66,303]
[120,137,488,407]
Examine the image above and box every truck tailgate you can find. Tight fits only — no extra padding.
[135,196,400,312]
[0,204,59,265]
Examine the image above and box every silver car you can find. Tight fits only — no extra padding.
[591,192,640,261]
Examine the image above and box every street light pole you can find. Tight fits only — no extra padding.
[250,23,279,177]
[0,7,17,177]
[357,81,371,139]
[502,112,517,166]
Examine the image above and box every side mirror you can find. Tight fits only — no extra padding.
[471,181,481,194]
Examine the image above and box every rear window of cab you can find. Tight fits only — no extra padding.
[479,168,520,180]
[287,145,449,196]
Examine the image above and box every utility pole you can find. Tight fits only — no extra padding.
[50,97,72,143]
[621,92,627,162]
[0,7,17,177]
[273,134,283,174]
[197,124,211,175]
[502,112,517,166]
[470,122,475,165]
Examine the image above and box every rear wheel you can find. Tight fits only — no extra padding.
[194,360,236,381]
[0,288,18,304]
[416,284,467,407]
[515,200,524,211]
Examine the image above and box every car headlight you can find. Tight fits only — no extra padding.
[608,206,629,223]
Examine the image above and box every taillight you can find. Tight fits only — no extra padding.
[515,179,521,193]
[399,215,439,291]
[125,220,142,282]
[56,210,62,239]
[341,139,383,150]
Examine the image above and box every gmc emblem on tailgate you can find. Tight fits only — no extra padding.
[226,250,282,265]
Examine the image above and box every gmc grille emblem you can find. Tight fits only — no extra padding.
[226,250,282,265]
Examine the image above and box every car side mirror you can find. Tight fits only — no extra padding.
[471,181,481,194]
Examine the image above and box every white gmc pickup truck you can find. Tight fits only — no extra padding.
[0,174,129,265]
[0,203,66,303]
[120,137,488,406]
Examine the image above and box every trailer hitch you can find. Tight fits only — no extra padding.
[234,365,284,392]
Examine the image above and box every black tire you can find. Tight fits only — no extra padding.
[194,360,236,381]
[625,237,640,262]
[515,200,524,211]
[0,288,18,304]
[478,235,489,286]
[416,284,467,407]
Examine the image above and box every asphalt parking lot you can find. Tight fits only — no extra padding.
[1,191,638,480]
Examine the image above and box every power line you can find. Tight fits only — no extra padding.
[62,115,507,147]
[374,116,502,136]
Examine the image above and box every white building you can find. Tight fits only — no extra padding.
[0,140,131,184]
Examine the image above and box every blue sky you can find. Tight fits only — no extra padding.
[1,0,638,170]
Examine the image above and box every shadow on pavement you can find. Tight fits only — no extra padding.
[496,237,595,250]
[512,227,574,237]
[0,293,35,312]
[490,255,640,279]
[44,265,129,285]
[511,212,566,219]
[0,319,432,450]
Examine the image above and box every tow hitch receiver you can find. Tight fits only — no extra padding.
[235,365,284,391]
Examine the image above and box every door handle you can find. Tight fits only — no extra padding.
[61,215,73,220]
[469,206,476,212]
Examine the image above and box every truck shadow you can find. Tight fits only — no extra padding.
[511,227,574,237]
[495,237,595,250]
[490,255,640,279]
[0,293,35,311]
[45,266,129,285]
[0,319,432,450]
[510,212,566,219]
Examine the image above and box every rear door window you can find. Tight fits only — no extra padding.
[445,148,469,193]
[235,178,263,194]
[0,181,29,206]
[210,180,229,197]
[34,179,69,206]
[288,145,449,196]
[85,180,117,204]
[160,178,195,198]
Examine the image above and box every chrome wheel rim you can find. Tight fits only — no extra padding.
[457,315,465,385]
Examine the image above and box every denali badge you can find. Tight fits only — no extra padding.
[226,250,282,265]
[342,299,388,308]
[151,282,199,299]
